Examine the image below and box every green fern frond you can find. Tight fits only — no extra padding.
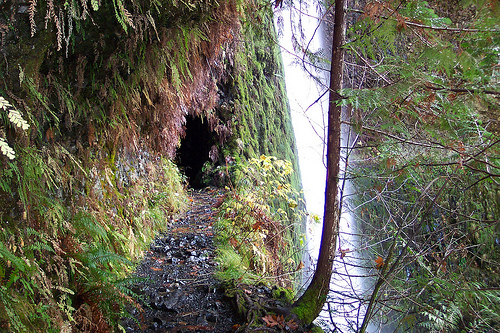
[112,0,134,32]
[0,242,28,275]
[112,276,146,299]
[73,212,109,243]
[0,286,30,332]
[24,227,42,238]
[170,63,182,91]
[25,242,55,254]
[85,248,133,268]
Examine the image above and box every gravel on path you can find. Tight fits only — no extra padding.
[122,188,239,333]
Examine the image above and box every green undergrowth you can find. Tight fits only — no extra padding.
[0,0,222,329]
[214,155,305,294]
[0,144,187,331]
[207,7,306,296]
[0,0,304,330]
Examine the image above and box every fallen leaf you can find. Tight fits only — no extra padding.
[262,315,280,327]
[386,157,396,168]
[286,319,299,330]
[295,261,304,271]
[150,267,162,271]
[375,256,384,270]
[172,227,192,233]
[213,197,225,208]
[187,325,212,331]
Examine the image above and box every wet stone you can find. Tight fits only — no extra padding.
[121,188,239,332]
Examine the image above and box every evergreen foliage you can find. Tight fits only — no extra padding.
[0,0,302,329]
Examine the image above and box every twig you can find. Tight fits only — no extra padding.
[347,8,500,33]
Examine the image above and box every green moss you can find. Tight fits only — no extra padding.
[229,7,302,193]
[272,286,295,302]
[0,0,304,329]
[108,147,117,172]
[292,289,327,324]
[310,325,325,333]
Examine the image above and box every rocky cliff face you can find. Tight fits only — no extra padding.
[0,0,300,330]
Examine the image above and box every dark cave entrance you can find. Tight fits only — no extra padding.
[177,116,216,189]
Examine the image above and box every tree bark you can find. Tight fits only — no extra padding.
[291,0,346,324]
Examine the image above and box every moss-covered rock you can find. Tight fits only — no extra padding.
[0,0,302,330]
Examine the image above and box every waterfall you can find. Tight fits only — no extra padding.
[275,1,378,331]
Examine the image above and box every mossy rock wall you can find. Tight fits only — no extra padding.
[0,0,301,330]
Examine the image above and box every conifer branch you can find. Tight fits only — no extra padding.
[341,121,445,149]
[404,21,500,33]
[424,84,500,96]
[347,8,500,33]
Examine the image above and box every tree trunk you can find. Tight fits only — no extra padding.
[291,0,346,324]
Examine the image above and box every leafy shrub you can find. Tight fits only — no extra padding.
[214,155,305,290]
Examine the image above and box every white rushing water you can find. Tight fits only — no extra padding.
[275,2,377,331]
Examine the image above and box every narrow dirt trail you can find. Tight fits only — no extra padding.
[122,188,239,332]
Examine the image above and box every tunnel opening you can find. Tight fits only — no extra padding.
[177,116,216,189]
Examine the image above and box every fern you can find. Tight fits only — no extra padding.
[24,241,55,254]
[146,10,159,41]
[170,63,182,92]
[0,286,29,332]
[0,242,29,277]
[90,0,99,11]
[7,109,30,130]
[83,248,133,280]
[28,0,37,36]
[0,96,30,160]
[401,1,452,27]
[0,137,15,160]
[113,0,134,32]
[0,96,12,111]
[73,212,109,244]
[112,276,146,300]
